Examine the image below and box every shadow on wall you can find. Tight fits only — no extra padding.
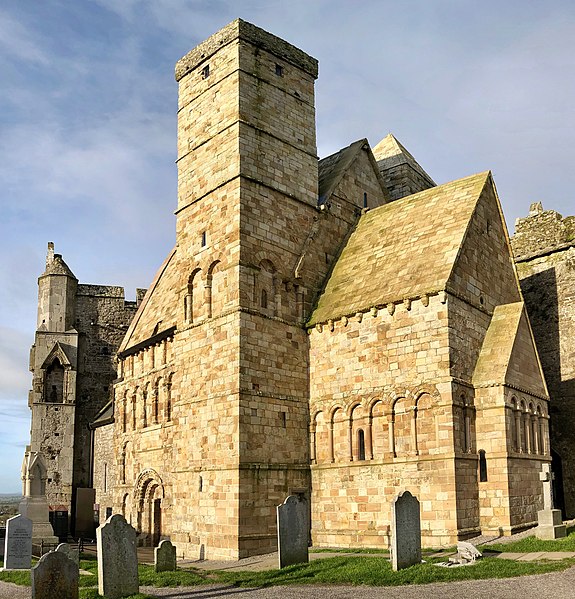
[520,267,568,518]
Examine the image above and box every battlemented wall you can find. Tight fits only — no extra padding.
[27,247,139,528]
[512,203,575,517]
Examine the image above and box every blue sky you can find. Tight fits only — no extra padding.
[1,1,574,492]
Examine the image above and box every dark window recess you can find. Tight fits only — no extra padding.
[280,412,287,428]
[199,476,203,492]
[106,507,112,519]
[101,347,110,355]
[54,433,59,437]
[201,231,207,247]
[261,289,268,309]
[479,450,488,482]
[201,65,210,79]
[363,192,368,208]
[358,429,366,461]
[275,63,284,76]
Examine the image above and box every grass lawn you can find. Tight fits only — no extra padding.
[483,527,575,553]
[1,544,574,595]
[208,555,574,588]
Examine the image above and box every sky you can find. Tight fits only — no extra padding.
[1,0,574,493]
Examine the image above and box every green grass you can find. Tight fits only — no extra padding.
[0,568,31,586]
[484,527,575,553]
[138,563,210,586]
[210,555,574,588]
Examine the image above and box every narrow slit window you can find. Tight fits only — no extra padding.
[363,192,368,208]
[275,63,284,77]
[201,231,207,247]
[201,64,210,79]
[358,429,366,461]
[479,449,488,482]
[261,288,268,309]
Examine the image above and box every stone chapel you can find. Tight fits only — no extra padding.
[25,19,556,558]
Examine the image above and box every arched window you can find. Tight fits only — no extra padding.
[357,429,366,461]
[45,358,65,403]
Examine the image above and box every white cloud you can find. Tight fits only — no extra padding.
[0,9,49,65]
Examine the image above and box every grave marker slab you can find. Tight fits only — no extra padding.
[31,551,78,599]
[56,542,79,567]
[96,514,138,599]
[391,490,421,571]
[154,539,177,572]
[2,514,32,570]
[277,495,309,568]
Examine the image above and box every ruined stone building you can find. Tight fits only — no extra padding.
[26,20,558,558]
[511,205,575,518]
[25,242,141,537]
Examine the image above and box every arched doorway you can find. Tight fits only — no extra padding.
[134,469,164,547]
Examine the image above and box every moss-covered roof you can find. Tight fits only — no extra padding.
[308,171,490,325]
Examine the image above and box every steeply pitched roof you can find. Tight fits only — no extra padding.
[373,133,435,186]
[41,254,77,279]
[473,302,548,397]
[318,139,369,204]
[119,247,178,352]
[318,139,389,205]
[309,171,491,325]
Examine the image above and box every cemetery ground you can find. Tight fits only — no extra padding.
[3,530,575,598]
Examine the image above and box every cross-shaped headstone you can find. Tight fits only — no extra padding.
[539,463,555,510]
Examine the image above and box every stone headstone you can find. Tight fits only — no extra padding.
[154,539,176,572]
[2,514,32,570]
[56,542,79,567]
[391,490,421,571]
[96,514,138,599]
[31,551,78,599]
[277,495,309,568]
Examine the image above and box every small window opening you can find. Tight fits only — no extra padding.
[358,429,366,461]
[479,449,488,482]
[101,346,110,355]
[275,63,284,77]
[48,478,52,483]
[280,412,287,428]
[199,476,203,492]
[201,231,207,247]
[363,192,368,208]
[201,64,210,79]
[54,432,59,437]
[261,289,268,309]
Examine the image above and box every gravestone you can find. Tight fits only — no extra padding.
[277,495,309,568]
[536,463,566,540]
[391,490,421,571]
[154,539,176,572]
[2,514,32,570]
[56,542,79,567]
[96,514,138,599]
[31,551,78,599]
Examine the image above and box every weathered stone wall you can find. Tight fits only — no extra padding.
[512,204,575,517]
[93,422,115,523]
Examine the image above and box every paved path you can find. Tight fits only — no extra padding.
[3,566,573,599]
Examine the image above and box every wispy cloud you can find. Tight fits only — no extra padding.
[0,9,49,65]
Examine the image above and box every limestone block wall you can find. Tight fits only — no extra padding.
[74,285,138,492]
[378,162,435,202]
[474,386,548,534]
[512,207,575,516]
[309,294,466,547]
[93,423,114,523]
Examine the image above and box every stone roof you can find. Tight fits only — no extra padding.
[90,400,114,429]
[309,171,491,325]
[119,248,179,353]
[318,139,389,205]
[41,254,77,279]
[373,133,435,186]
[473,302,548,398]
